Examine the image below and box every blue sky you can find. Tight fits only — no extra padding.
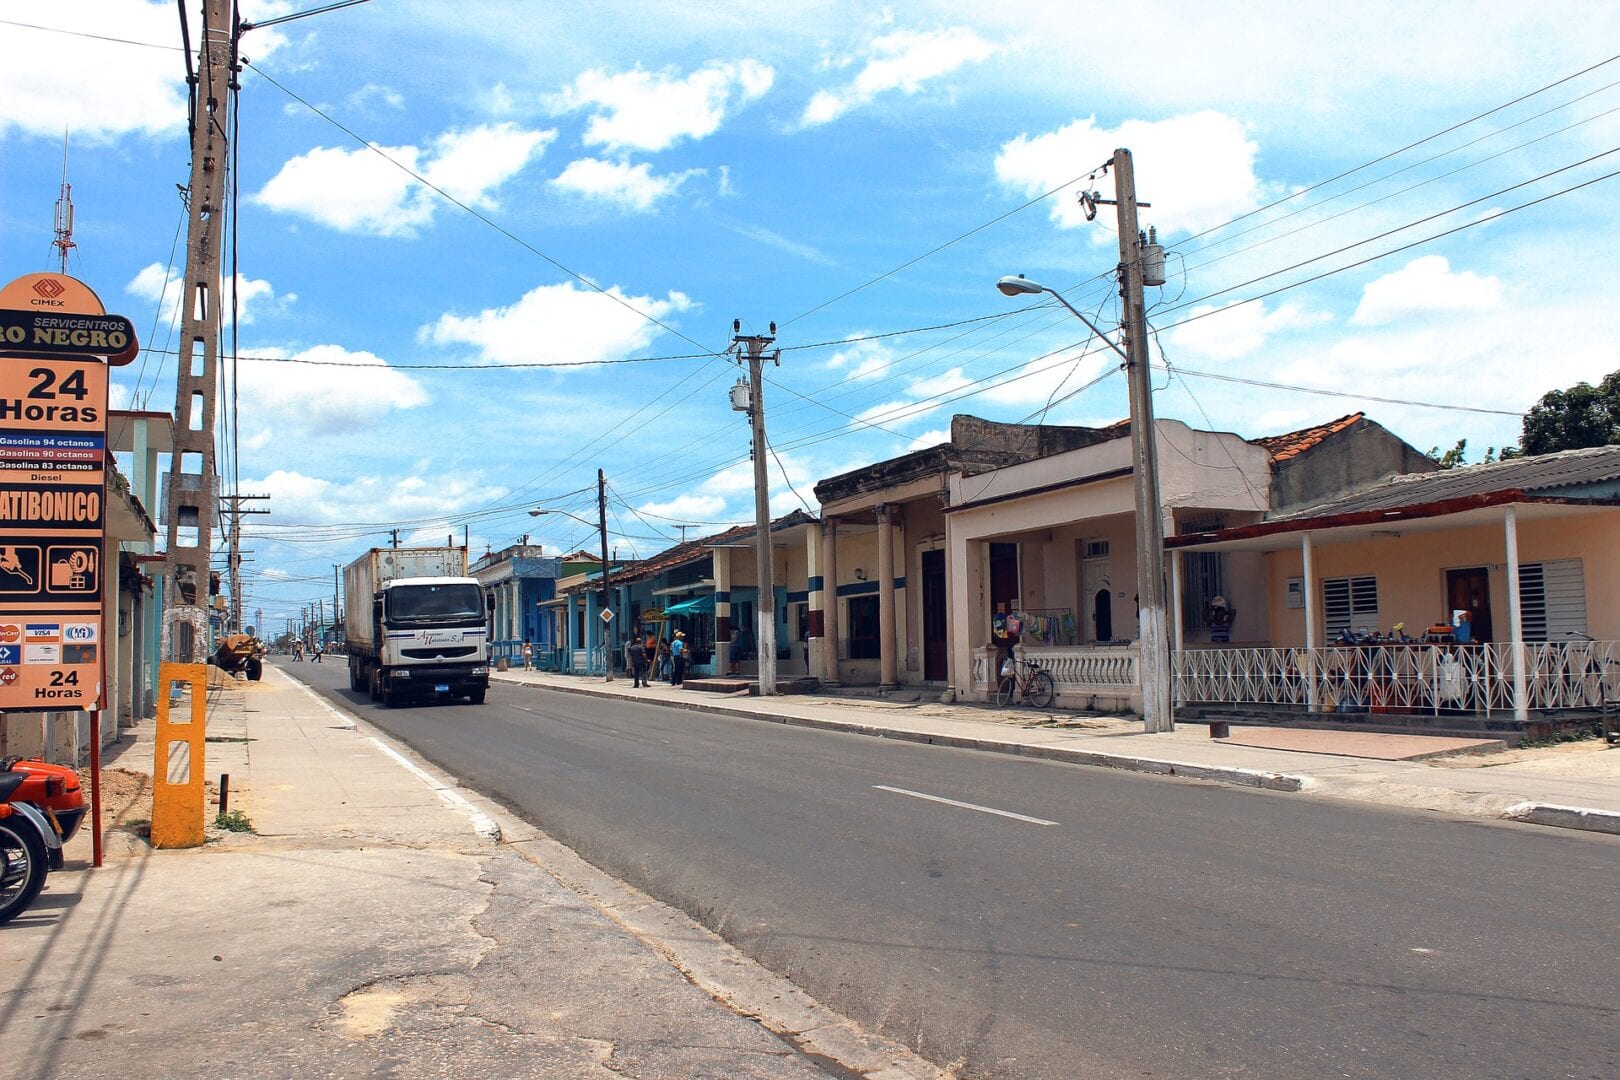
[4,2,1620,632]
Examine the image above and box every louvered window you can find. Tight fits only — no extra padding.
[1323,575,1378,635]
[1517,559,1587,641]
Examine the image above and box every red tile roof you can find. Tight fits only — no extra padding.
[1250,412,1364,462]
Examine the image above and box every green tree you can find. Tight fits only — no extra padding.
[1425,438,1515,469]
[1520,370,1620,456]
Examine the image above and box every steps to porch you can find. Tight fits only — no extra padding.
[679,675,822,696]
[1180,704,1603,746]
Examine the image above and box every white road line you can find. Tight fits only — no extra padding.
[873,785,1058,826]
[368,737,503,842]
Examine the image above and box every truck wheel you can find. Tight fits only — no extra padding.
[467,688,486,705]
[245,658,263,681]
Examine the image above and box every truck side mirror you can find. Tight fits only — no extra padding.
[486,591,495,613]
[373,596,383,621]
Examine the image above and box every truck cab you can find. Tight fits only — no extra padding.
[363,576,490,705]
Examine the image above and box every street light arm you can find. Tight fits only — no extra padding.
[529,508,597,528]
[1043,290,1129,363]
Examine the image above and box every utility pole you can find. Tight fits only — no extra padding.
[162,0,235,659]
[221,493,269,633]
[732,323,779,696]
[597,468,613,683]
[1111,148,1173,732]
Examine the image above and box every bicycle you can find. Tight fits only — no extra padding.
[996,654,1055,708]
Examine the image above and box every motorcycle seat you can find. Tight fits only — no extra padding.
[0,772,23,801]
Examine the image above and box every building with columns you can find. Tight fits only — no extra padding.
[471,544,566,668]
[811,412,1432,710]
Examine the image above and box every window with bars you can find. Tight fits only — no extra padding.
[1518,559,1587,641]
[1323,575,1378,635]
[1179,518,1225,630]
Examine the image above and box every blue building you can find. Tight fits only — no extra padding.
[471,543,564,667]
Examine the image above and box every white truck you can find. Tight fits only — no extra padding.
[344,546,491,706]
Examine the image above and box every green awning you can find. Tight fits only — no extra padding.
[661,594,714,617]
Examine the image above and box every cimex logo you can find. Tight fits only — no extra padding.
[32,278,65,299]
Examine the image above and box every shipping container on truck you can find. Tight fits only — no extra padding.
[343,546,491,706]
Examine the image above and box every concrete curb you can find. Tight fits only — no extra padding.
[1502,801,1620,835]
[501,676,1312,794]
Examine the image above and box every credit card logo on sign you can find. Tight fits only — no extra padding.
[0,644,18,664]
[64,623,97,642]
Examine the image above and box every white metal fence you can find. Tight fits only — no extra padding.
[1175,639,1620,715]
[973,644,1141,699]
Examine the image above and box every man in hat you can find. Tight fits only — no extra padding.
[1208,595,1236,643]
[671,630,688,686]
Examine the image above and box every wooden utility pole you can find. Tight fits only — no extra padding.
[733,326,779,696]
[221,494,269,632]
[1112,148,1173,732]
[162,0,235,658]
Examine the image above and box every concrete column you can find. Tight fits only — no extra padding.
[877,504,898,688]
[1302,533,1318,711]
[822,517,841,686]
[1505,507,1527,722]
[714,546,733,675]
[806,525,825,680]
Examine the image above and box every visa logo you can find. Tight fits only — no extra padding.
[24,624,59,641]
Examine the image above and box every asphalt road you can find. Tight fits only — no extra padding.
[290,662,1620,1079]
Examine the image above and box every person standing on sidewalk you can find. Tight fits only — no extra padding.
[671,631,687,686]
[521,640,533,669]
[628,636,648,687]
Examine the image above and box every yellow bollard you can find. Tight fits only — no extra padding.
[151,662,208,848]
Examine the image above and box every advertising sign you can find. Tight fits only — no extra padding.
[0,271,122,711]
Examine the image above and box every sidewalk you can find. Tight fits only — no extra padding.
[2,668,939,1080]
[493,667,1620,835]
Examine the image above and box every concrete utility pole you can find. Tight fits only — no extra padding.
[1111,148,1173,733]
[597,468,613,682]
[162,0,235,659]
[732,324,779,696]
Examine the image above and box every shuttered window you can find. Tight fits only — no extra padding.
[1518,559,1587,641]
[1323,575,1378,635]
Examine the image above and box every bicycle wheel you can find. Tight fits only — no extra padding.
[1027,670,1055,708]
[996,676,1017,707]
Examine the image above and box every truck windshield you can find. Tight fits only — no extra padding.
[387,583,484,623]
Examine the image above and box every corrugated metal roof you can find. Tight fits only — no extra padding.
[1273,443,1620,520]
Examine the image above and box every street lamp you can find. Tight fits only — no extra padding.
[531,469,615,682]
[995,267,1173,733]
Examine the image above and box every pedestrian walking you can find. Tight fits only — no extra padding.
[521,640,533,669]
[628,637,648,687]
[655,639,672,682]
[671,630,687,686]
[726,625,742,676]
[312,643,323,663]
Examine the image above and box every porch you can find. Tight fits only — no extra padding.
[1176,639,1619,741]
[971,643,1142,711]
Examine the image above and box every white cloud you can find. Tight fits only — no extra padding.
[127,264,289,326]
[636,494,730,522]
[422,281,693,366]
[1168,300,1331,361]
[549,60,774,153]
[253,123,553,237]
[252,467,506,527]
[803,27,998,126]
[549,158,698,211]
[995,111,1263,237]
[0,1,287,142]
[825,338,896,380]
[238,344,428,436]
[1351,255,1504,326]
[345,84,404,113]
[906,428,949,451]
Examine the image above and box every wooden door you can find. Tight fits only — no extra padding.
[922,549,946,681]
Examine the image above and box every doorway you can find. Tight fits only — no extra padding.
[1445,567,1493,642]
[921,549,946,681]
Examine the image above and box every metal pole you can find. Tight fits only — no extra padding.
[598,468,613,682]
[1114,147,1173,732]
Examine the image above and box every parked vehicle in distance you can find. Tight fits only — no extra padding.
[343,546,491,706]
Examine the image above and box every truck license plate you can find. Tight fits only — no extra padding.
[435,683,450,693]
